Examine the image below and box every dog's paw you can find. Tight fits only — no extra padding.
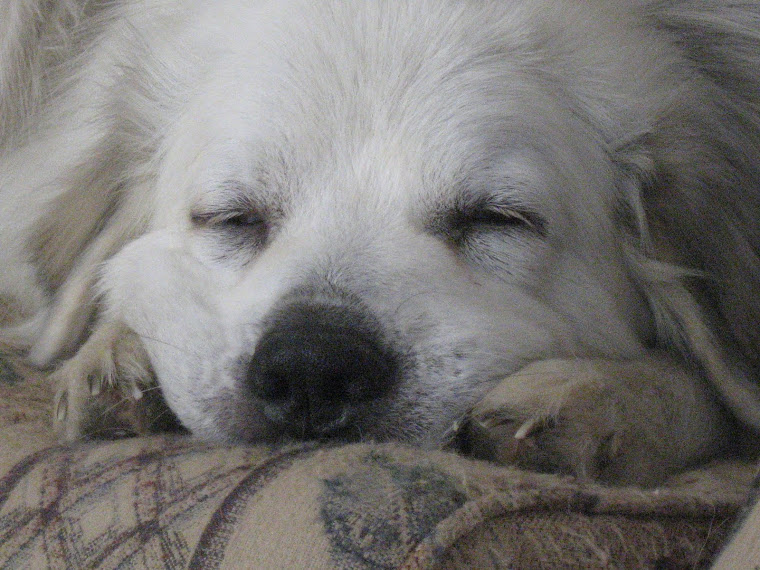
[463,359,664,485]
[51,322,153,442]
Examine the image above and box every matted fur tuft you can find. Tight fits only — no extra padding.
[621,0,760,427]
[0,0,101,147]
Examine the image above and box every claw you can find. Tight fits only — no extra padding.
[514,417,542,440]
[607,433,622,458]
[88,373,102,396]
[55,390,69,422]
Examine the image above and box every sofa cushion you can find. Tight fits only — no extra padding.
[0,357,754,569]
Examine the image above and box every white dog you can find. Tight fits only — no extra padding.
[1,0,759,485]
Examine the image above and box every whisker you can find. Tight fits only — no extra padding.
[142,407,179,431]
[390,288,439,320]
[134,333,193,355]
[136,384,164,396]
[98,395,138,419]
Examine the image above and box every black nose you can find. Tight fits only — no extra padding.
[246,302,396,438]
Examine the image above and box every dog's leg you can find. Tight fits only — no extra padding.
[464,355,732,485]
[51,320,153,441]
[50,230,226,442]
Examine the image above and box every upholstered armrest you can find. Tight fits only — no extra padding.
[0,360,753,569]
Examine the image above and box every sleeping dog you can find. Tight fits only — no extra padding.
[1,0,759,485]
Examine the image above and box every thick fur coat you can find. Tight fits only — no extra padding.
[1,0,759,485]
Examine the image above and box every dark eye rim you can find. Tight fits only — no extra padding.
[466,205,544,233]
[190,209,273,253]
[442,203,546,241]
[190,209,267,228]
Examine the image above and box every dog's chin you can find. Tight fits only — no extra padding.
[171,384,453,448]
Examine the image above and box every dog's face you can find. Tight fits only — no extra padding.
[102,1,656,445]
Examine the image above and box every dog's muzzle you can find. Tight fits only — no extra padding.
[246,300,398,439]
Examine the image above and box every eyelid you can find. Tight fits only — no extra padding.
[467,200,547,235]
[191,209,264,226]
[480,204,536,228]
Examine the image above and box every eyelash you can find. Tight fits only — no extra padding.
[466,206,540,231]
[191,208,271,250]
[445,203,545,244]
[191,210,264,226]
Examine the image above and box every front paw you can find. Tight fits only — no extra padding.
[51,322,155,441]
[463,359,668,485]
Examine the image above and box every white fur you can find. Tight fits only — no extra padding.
[1,0,759,483]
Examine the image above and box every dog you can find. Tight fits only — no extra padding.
[1,0,759,486]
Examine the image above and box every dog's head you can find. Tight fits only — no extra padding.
[27,1,760,444]
[93,1,663,445]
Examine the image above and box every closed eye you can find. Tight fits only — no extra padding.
[466,205,543,233]
[429,199,548,276]
[191,209,265,228]
[443,202,546,244]
[191,208,271,255]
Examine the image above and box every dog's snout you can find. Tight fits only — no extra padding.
[246,302,396,438]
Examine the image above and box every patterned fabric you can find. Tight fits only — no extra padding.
[712,466,760,568]
[320,452,467,568]
[0,438,307,568]
[0,360,19,386]
[0,356,756,569]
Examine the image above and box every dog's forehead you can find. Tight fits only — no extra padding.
[191,12,534,188]
[176,0,624,226]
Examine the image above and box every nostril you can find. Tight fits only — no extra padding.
[256,371,291,402]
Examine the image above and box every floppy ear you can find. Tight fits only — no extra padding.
[619,1,760,431]
[0,0,102,147]
[26,140,146,366]
[1,1,171,365]
[24,73,165,365]
[0,0,120,359]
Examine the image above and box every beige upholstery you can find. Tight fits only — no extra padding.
[0,357,755,569]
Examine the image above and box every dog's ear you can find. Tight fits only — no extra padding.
[0,0,133,362]
[618,1,760,431]
[27,135,147,365]
[7,1,172,365]
[0,0,104,148]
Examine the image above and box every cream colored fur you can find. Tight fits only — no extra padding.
[1,0,759,485]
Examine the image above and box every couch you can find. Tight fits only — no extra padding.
[0,356,756,569]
